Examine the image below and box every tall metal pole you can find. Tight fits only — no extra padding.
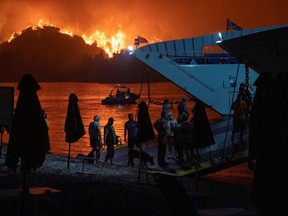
[67,143,71,169]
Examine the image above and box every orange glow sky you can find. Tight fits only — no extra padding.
[0,0,287,47]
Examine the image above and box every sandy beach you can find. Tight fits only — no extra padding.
[0,141,258,216]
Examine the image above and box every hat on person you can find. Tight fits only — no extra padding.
[108,117,114,121]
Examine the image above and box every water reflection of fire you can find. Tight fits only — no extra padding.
[7,19,126,58]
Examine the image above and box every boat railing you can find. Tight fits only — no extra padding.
[167,50,241,65]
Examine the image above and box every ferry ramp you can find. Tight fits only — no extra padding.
[111,116,249,179]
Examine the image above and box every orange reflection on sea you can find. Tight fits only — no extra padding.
[1,82,220,157]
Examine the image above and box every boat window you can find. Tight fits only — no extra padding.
[202,46,227,56]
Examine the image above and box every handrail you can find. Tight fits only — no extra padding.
[168,53,240,65]
[169,60,215,92]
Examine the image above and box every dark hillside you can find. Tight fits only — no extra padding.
[0,26,165,83]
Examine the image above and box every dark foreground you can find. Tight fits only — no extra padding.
[0,153,256,216]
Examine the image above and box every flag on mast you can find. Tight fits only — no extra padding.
[227,19,242,31]
[138,36,148,43]
[134,35,148,46]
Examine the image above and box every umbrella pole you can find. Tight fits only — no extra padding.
[20,172,28,215]
[138,143,142,182]
[67,142,71,169]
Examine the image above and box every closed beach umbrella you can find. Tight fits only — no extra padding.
[137,101,155,143]
[5,73,50,201]
[193,100,215,148]
[64,93,85,169]
[136,101,155,181]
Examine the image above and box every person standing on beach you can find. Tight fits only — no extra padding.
[88,115,102,164]
[162,99,172,117]
[42,108,50,130]
[167,113,177,159]
[124,113,138,166]
[153,112,170,168]
[177,96,189,116]
[104,117,117,165]
[173,114,185,165]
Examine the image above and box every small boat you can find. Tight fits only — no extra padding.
[101,85,139,105]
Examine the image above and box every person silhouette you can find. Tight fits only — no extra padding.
[231,94,247,148]
[177,96,189,116]
[104,117,117,165]
[248,71,288,215]
[88,115,102,164]
[162,99,172,117]
[125,113,138,166]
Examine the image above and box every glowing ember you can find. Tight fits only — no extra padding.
[6,20,126,58]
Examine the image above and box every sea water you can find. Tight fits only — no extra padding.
[1,82,219,157]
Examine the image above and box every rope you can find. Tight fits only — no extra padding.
[221,63,241,160]
[245,65,250,89]
[149,100,180,105]
[135,66,146,121]
[148,100,192,106]
[147,67,151,106]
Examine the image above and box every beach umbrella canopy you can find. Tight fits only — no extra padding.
[192,100,215,148]
[137,101,155,142]
[136,101,155,182]
[64,93,85,169]
[5,74,50,173]
[64,93,85,143]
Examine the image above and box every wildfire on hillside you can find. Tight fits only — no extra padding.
[6,19,126,58]
[82,30,125,58]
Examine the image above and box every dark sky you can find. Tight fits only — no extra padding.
[0,0,287,47]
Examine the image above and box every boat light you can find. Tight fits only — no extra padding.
[127,45,134,55]
[216,32,223,44]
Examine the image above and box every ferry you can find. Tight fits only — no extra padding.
[134,25,287,116]
[133,24,288,176]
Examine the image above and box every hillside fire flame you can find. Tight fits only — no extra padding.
[6,20,126,58]
[82,30,126,58]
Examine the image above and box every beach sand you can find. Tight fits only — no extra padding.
[0,144,257,216]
